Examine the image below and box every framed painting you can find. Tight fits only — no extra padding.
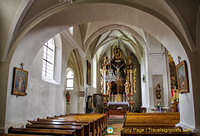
[176,60,189,93]
[87,96,93,109]
[86,60,91,85]
[93,94,103,107]
[12,67,28,96]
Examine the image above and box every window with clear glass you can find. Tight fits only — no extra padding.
[42,38,55,80]
[66,70,74,90]
[68,26,73,35]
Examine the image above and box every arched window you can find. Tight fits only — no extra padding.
[42,38,55,80]
[68,26,73,35]
[66,69,74,90]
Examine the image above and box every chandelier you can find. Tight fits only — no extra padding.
[105,68,117,82]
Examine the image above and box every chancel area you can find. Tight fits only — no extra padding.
[0,0,200,136]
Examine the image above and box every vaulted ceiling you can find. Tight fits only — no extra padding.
[0,0,199,63]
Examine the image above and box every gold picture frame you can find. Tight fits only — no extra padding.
[86,60,91,85]
[176,60,189,93]
[12,67,28,96]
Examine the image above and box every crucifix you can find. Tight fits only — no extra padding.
[112,63,124,94]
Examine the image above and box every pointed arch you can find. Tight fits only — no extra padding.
[67,49,84,86]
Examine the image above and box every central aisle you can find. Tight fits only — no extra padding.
[105,115,124,136]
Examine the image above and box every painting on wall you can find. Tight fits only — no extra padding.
[93,94,103,107]
[152,74,164,106]
[12,67,28,96]
[86,60,91,85]
[176,60,189,93]
[87,96,93,109]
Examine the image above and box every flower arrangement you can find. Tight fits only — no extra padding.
[155,103,162,112]
[155,103,162,108]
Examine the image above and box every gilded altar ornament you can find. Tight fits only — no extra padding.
[173,86,179,101]
[107,82,112,94]
[128,56,132,65]
[124,80,130,95]
[100,68,104,93]
[133,68,137,93]
[116,94,121,102]
[113,47,121,59]
[103,55,108,64]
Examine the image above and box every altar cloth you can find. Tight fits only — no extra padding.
[107,102,129,106]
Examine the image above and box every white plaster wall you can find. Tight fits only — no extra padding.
[148,53,169,107]
[4,33,75,130]
[5,48,66,129]
[146,34,170,110]
[140,50,149,108]
[69,91,78,113]
[0,1,197,131]
[177,62,195,129]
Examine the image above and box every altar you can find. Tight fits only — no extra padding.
[107,102,129,106]
[100,46,136,113]
[103,94,134,113]
[107,102,129,118]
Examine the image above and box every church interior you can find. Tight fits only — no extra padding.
[0,0,200,135]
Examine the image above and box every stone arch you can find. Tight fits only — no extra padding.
[8,1,192,64]
[84,24,146,52]
[67,49,84,88]
[5,1,196,129]
[66,49,84,113]
[85,24,146,63]
[197,5,200,48]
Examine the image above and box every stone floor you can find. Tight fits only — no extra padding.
[105,115,124,136]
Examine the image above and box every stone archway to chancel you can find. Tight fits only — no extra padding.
[6,0,196,131]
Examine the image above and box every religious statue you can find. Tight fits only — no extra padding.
[156,83,161,99]
[66,91,70,102]
[107,82,112,94]
[128,56,132,65]
[103,56,108,64]
[124,80,130,95]
[113,47,121,59]
[100,68,104,93]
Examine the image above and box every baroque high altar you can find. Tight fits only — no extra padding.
[100,46,136,111]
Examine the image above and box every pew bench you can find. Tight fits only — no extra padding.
[28,121,90,136]
[0,134,39,136]
[37,118,95,136]
[37,114,107,136]
[26,123,84,136]
[122,112,193,136]
[8,127,76,136]
[124,112,180,128]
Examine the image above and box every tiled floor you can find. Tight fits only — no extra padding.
[105,115,124,136]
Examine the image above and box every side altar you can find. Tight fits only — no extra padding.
[100,46,136,113]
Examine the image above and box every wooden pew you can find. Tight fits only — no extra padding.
[28,121,90,136]
[121,131,193,136]
[37,114,107,136]
[57,114,107,136]
[37,118,94,136]
[124,112,180,128]
[26,123,84,136]
[8,127,76,136]
[29,120,88,126]
[0,134,39,136]
[122,112,192,136]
